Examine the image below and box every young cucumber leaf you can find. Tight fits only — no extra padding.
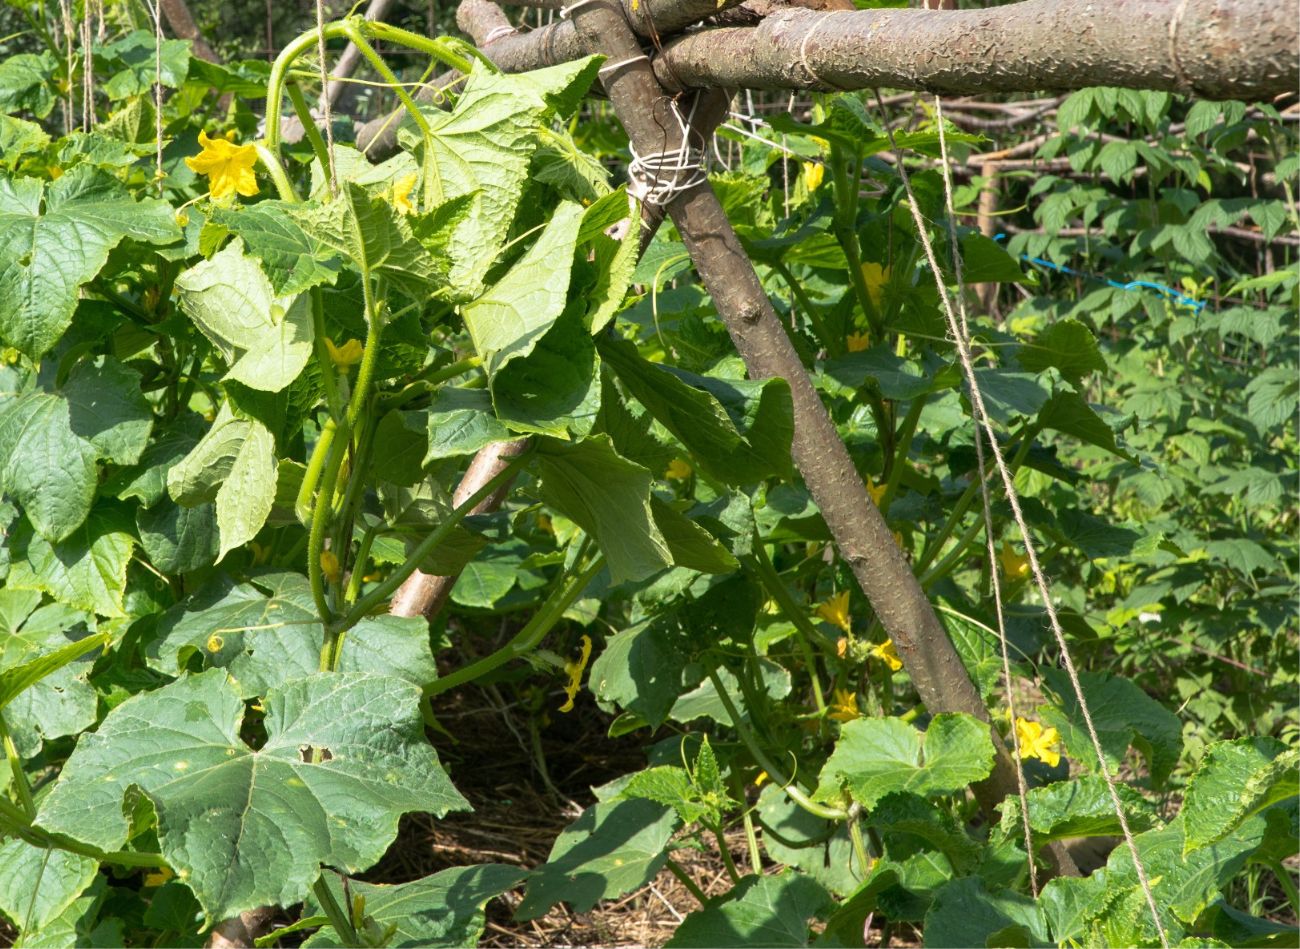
[815,714,995,809]
[37,669,468,924]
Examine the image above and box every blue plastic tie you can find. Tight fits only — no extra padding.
[993,233,1207,312]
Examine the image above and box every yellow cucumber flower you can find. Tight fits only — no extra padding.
[558,634,593,713]
[392,173,418,214]
[999,541,1030,580]
[865,477,887,506]
[665,458,693,480]
[803,161,825,191]
[815,590,852,634]
[320,549,342,584]
[1014,717,1062,768]
[870,638,903,672]
[326,337,364,371]
[828,688,861,722]
[185,130,259,200]
[846,332,871,353]
[860,261,890,308]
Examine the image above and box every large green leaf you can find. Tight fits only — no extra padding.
[1040,669,1182,788]
[1181,738,1299,854]
[409,58,601,295]
[97,30,190,99]
[535,435,671,584]
[0,166,181,358]
[1040,814,1266,945]
[422,388,513,461]
[147,573,436,697]
[37,669,468,923]
[816,714,995,809]
[175,240,313,393]
[6,504,135,617]
[491,304,601,439]
[137,500,220,573]
[0,357,152,541]
[0,52,57,118]
[514,799,678,920]
[304,866,525,948]
[667,871,835,948]
[166,405,278,561]
[461,201,584,374]
[756,784,860,897]
[598,337,794,484]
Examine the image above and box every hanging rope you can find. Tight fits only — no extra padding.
[316,0,339,195]
[876,89,1171,947]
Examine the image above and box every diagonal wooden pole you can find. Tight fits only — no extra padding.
[561,0,1036,828]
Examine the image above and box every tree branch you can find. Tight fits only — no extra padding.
[158,0,221,63]
[650,0,1297,100]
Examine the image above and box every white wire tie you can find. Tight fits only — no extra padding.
[560,0,599,18]
[483,25,516,43]
[598,53,650,77]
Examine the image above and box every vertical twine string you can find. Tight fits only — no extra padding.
[930,95,1036,895]
[316,0,339,195]
[80,3,93,130]
[875,89,1170,948]
[59,0,74,133]
[150,1,164,194]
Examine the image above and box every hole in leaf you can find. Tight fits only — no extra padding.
[298,745,333,762]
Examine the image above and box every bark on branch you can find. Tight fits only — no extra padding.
[653,0,1298,99]
[458,0,1297,101]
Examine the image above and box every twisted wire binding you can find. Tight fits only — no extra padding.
[626,94,707,208]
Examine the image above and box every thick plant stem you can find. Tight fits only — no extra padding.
[567,0,1021,821]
